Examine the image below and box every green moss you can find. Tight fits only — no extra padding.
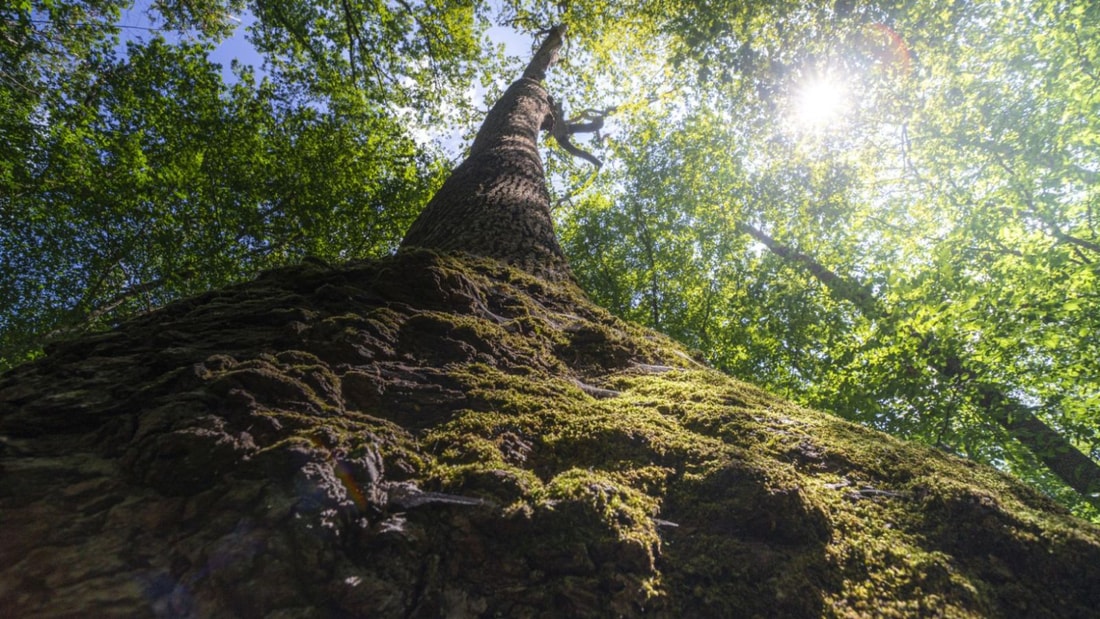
[373,254,1100,615]
[9,249,1097,617]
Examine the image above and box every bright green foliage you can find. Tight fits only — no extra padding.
[553,0,1100,517]
[1,0,486,369]
[251,0,483,105]
[0,35,438,368]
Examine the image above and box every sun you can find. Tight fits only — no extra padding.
[792,76,849,129]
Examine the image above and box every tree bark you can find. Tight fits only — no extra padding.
[400,26,572,282]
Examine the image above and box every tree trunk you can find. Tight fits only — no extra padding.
[2,28,1100,618]
[741,221,1100,504]
[400,26,572,282]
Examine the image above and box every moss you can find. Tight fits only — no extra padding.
[3,250,1100,617]
[383,256,1100,615]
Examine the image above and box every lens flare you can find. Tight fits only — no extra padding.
[793,76,848,129]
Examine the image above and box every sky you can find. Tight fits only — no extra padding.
[116,2,531,85]
[115,1,261,83]
[114,2,534,158]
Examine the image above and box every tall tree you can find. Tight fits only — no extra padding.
[3,0,1099,522]
[400,25,572,281]
[3,25,1100,617]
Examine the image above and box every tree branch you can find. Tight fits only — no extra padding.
[340,0,359,83]
[739,218,1100,504]
[549,96,605,168]
[738,222,881,316]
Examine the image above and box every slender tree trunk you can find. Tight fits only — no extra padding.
[741,221,1100,503]
[400,27,573,282]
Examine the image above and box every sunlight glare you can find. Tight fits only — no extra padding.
[793,76,849,129]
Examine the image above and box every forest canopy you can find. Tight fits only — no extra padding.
[2,0,1098,520]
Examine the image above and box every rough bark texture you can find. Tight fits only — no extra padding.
[399,28,571,282]
[2,252,1100,617]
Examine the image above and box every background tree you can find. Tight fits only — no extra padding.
[552,0,1100,517]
